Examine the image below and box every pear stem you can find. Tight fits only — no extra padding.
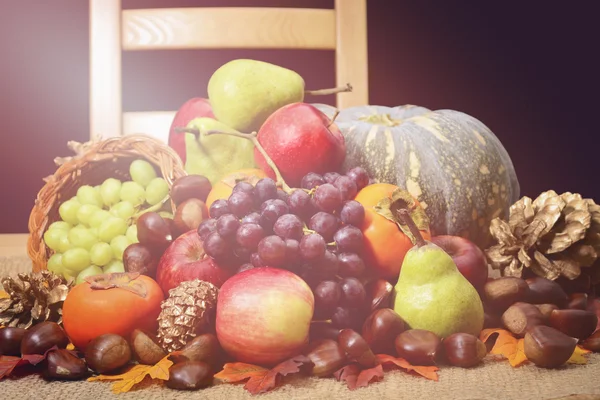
[327,110,340,128]
[397,209,427,248]
[305,83,353,96]
[203,129,292,193]
[174,126,200,138]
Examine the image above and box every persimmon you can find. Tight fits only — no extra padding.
[354,183,431,282]
[61,272,164,350]
[205,168,268,210]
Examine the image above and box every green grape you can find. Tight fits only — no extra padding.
[111,235,130,260]
[63,268,77,281]
[68,226,98,250]
[76,204,101,226]
[90,242,113,266]
[120,181,146,207]
[98,216,128,242]
[125,225,138,243]
[100,178,122,207]
[44,229,68,252]
[110,201,135,220]
[89,209,112,228]
[48,221,71,231]
[62,248,91,273]
[129,159,157,187]
[77,185,104,208]
[103,260,125,274]
[75,265,103,285]
[90,227,99,237]
[57,234,72,253]
[47,253,64,275]
[158,211,174,219]
[145,177,169,206]
[58,200,81,225]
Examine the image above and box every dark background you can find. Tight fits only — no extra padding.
[1,0,598,233]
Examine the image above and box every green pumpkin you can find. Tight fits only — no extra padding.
[313,103,520,249]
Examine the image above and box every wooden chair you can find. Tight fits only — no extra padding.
[90,0,369,143]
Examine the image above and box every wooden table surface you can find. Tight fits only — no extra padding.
[0,234,29,257]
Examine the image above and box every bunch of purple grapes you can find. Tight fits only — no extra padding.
[197,166,372,330]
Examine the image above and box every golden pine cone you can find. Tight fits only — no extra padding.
[485,190,600,282]
[156,279,219,353]
[0,271,74,329]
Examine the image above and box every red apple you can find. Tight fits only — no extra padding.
[254,103,346,187]
[431,235,489,291]
[155,229,232,294]
[215,267,314,367]
[168,98,214,164]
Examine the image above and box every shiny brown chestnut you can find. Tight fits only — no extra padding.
[524,325,577,368]
[549,309,598,339]
[136,212,173,252]
[501,302,546,337]
[303,339,347,377]
[337,329,377,368]
[44,349,89,380]
[394,329,441,366]
[581,330,600,352]
[130,329,166,365]
[166,361,213,390]
[442,333,487,368]
[171,334,221,368]
[525,277,569,308]
[567,293,588,310]
[483,277,530,312]
[534,304,559,323]
[170,175,212,206]
[174,198,209,234]
[365,279,394,311]
[84,333,132,374]
[123,243,158,278]
[361,308,406,354]
[310,321,341,341]
[20,321,69,355]
[0,327,26,356]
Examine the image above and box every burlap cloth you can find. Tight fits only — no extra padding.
[2,255,600,400]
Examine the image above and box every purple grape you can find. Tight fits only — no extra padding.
[237,263,255,274]
[313,280,342,320]
[339,277,366,308]
[260,199,289,230]
[334,176,358,201]
[346,167,369,191]
[285,239,301,266]
[331,306,364,330]
[233,246,252,262]
[337,252,366,278]
[273,214,304,241]
[276,189,289,204]
[232,181,255,196]
[216,213,240,240]
[340,200,365,226]
[313,183,343,213]
[299,233,327,261]
[312,250,339,280]
[301,172,325,190]
[197,218,217,241]
[334,225,364,253]
[203,232,230,260]
[287,189,312,219]
[255,178,278,203]
[250,252,267,268]
[242,212,261,225]
[209,199,230,219]
[227,191,254,218]
[308,212,339,242]
[323,172,342,184]
[257,235,287,267]
[236,223,265,250]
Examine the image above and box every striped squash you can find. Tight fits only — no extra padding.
[313,103,520,249]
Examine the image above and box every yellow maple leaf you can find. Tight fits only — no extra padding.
[0,290,9,299]
[480,328,528,367]
[567,345,591,365]
[87,354,173,393]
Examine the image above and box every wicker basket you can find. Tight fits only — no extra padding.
[27,134,187,272]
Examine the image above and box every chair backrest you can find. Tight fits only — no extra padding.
[89,0,368,143]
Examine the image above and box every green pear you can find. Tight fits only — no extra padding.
[392,211,484,338]
[183,117,257,185]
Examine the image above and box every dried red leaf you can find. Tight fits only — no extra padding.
[214,362,268,383]
[244,355,314,394]
[0,356,25,379]
[334,362,385,390]
[376,354,439,381]
[85,272,147,297]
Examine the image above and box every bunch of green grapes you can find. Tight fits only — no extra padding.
[43,159,172,284]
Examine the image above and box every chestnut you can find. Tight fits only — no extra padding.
[501,302,546,337]
[567,293,588,310]
[171,334,221,368]
[525,277,568,308]
[309,321,341,341]
[581,329,600,352]
[483,277,530,312]
[337,329,377,368]
[549,309,598,339]
[365,279,394,311]
[524,325,577,368]
[166,361,213,390]
[174,198,209,234]
[361,308,406,354]
[170,175,212,206]
[84,333,132,374]
[442,333,486,368]
[21,321,69,355]
[394,329,441,366]
[303,339,347,377]
[0,327,26,356]
[130,329,166,365]
[534,304,559,322]
[123,243,158,278]
[44,349,89,380]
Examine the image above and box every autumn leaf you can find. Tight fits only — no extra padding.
[567,345,591,365]
[0,290,8,299]
[480,328,528,367]
[214,362,268,383]
[87,354,173,393]
[244,355,314,394]
[334,362,384,390]
[376,354,439,381]
[0,356,26,379]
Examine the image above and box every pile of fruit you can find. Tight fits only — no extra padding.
[1,58,600,394]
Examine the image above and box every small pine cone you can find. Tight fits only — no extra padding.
[156,280,219,353]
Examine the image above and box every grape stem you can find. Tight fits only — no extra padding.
[176,127,293,194]
[305,83,353,96]
[129,194,170,222]
[327,109,340,128]
[396,209,426,247]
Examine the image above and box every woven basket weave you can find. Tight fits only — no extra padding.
[27,134,187,272]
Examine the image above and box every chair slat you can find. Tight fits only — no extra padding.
[122,7,336,50]
[123,111,177,143]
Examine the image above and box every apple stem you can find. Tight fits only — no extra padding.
[305,83,353,96]
[327,109,340,128]
[396,209,426,248]
[204,129,292,193]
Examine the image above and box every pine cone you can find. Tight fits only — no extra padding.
[156,279,219,353]
[0,271,74,329]
[485,190,600,282]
